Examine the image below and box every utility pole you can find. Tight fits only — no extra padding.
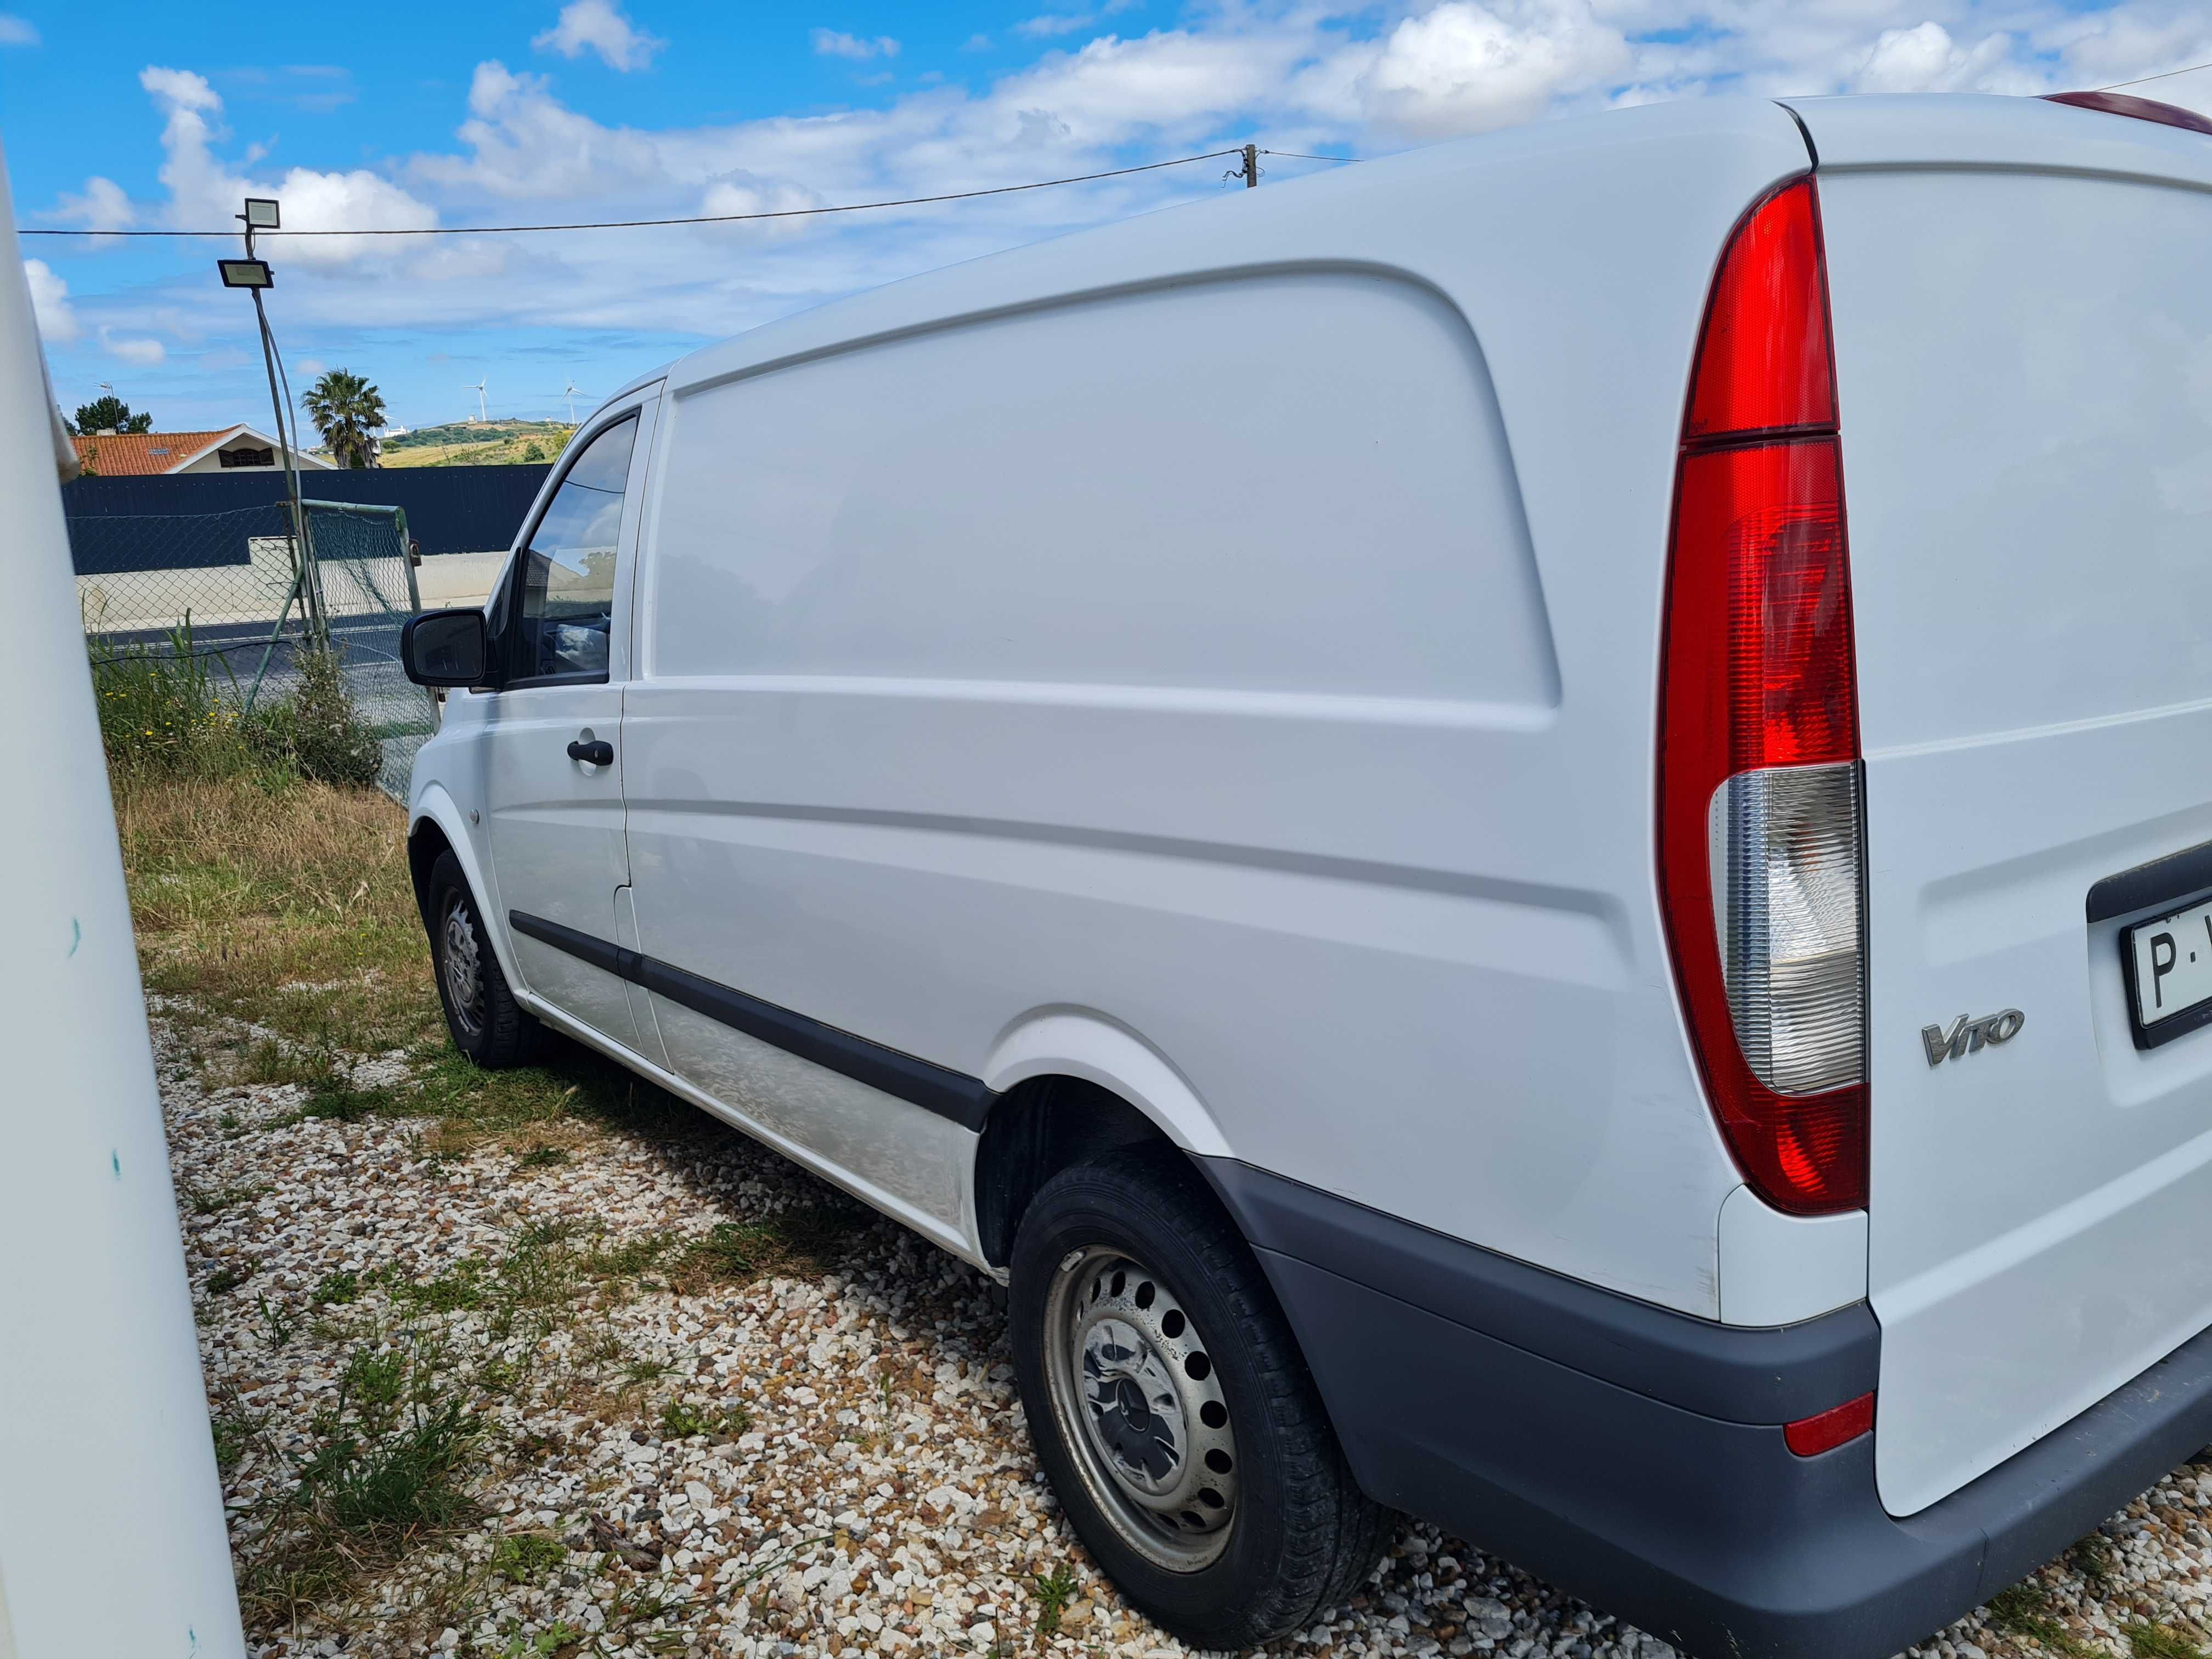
[223,197,326,646]
[1239,144,1259,187]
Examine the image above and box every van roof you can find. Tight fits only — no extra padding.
[590,92,2202,425]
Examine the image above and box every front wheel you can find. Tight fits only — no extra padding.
[1009,1145,1388,1649]
[426,849,541,1069]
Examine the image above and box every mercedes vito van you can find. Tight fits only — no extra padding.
[401,91,2212,1658]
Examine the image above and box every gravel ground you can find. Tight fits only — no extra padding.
[157,1006,2212,1659]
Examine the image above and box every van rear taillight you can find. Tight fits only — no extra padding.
[1658,176,1868,1216]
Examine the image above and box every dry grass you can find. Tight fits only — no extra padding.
[115,775,436,1056]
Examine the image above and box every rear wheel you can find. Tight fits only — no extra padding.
[426,850,541,1068]
[1009,1144,1387,1649]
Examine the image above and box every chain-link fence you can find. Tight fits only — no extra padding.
[71,498,438,798]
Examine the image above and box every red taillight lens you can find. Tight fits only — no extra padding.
[1784,1391,1875,1457]
[1658,176,1868,1217]
[1684,178,1836,442]
[1669,441,1856,774]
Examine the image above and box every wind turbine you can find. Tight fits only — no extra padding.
[562,380,584,424]
[462,378,487,422]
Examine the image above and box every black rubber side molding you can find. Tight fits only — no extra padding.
[507,910,996,1131]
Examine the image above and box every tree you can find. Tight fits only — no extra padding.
[71,393,151,435]
[301,369,387,469]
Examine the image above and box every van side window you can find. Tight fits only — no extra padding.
[509,413,639,683]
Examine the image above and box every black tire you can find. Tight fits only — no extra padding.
[1009,1144,1390,1649]
[426,849,542,1069]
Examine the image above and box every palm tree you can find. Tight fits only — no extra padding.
[301,369,387,469]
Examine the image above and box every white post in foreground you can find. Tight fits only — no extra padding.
[0,151,249,1657]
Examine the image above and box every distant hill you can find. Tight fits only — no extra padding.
[376,419,577,469]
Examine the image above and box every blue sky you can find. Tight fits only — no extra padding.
[8,0,2208,435]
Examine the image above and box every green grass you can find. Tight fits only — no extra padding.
[184,1181,268,1215]
[1987,1583,2094,1655]
[659,1397,752,1440]
[2127,1622,2207,1659]
[664,1207,872,1295]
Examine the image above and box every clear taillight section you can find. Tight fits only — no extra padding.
[1713,764,1861,1097]
[1658,176,1868,1216]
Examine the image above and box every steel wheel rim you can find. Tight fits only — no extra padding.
[441,893,487,1039]
[1042,1245,1239,1572]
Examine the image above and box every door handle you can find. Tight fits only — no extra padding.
[567,738,614,767]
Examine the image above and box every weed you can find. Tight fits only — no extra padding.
[581,1232,680,1283]
[485,1222,583,1345]
[185,1181,267,1215]
[2127,1622,2206,1659]
[256,1293,297,1349]
[1033,1562,1080,1637]
[267,1061,404,1128]
[659,1398,752,1440]
[210,1408,259,1477]
[238,1335,480,1624]
[87,617,285,786]
[499,1621,584,1657]
[249,644,384,788]
[623,1357,674,1391]
[205,1265,247,1296]
[516,1144,568,1169]
[489,1532,567,1583]
[311,1269,361,1307]
[394,1260,487,1314]
[1987,1583,2092,1656]
[298,1345,475,1535]
[2070,1532,2117,1591]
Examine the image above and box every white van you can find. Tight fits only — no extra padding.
[402,91,2212,1658]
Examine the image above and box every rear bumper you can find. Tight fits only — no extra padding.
[1203,1160,2212,1659]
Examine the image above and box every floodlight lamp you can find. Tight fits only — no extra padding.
[242,198,281,230]
[217,258,274,290]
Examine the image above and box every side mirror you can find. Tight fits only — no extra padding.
[401,609,492,688]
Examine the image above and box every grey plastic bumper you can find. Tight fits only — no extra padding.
[1202,1159,2212,1659]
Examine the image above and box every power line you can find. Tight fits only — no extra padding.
[1260,149,1363,163]
[2097,59,2212,92]
[20,148,1245,241]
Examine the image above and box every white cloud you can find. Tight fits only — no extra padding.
[1851,22,2026,94]
[139,65,438,266]
[24,260,78,342]
[534,0,665,72]
[51,176,135,235]
[962,33,993,52]
[1017,14,1096,38]
[1355,0,1632,138]
[811,30,901,60]
[0,13,35,46]
[100,328,166,366]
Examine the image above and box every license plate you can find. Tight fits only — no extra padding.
[2124,895,2212,1048]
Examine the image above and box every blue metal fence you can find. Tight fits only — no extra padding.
[62,462,551,572]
